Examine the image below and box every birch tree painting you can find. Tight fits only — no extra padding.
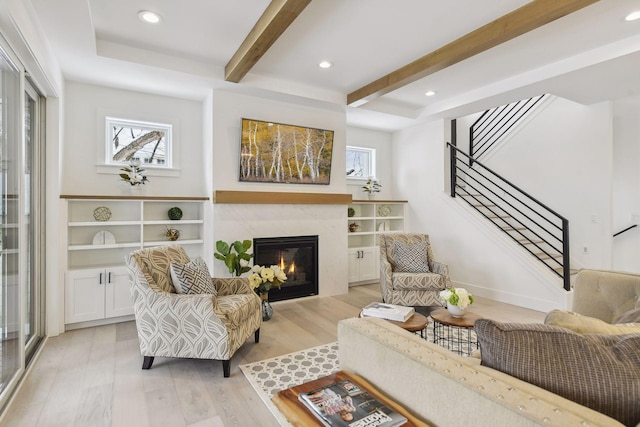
[240,119,334,184]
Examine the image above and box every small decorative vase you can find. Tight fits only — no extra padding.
[367,193,376,200]
[129,184,143,194]
[260,293,273,321]
[447,302,466,318]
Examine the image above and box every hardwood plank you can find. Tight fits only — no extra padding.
[225,0,312,83]
[347,0,599,106]
[214,190,352,205]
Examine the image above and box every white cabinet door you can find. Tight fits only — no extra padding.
[348,247,380,283]
[348,249,360,283]
[358,246,379,282]
[105,266,134,318]
[65,268,105,323]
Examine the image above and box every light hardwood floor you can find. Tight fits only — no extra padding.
[1,284,545,427]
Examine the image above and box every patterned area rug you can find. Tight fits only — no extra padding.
[241,317,478,425]
[240,342,340,426]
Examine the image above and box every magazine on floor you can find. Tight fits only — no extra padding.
[361,302,415,322]
[298,379,407,427]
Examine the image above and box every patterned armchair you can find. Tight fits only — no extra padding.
[379,233,452,306]
[125,245,262,377]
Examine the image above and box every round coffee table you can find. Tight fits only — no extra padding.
[360,311,429,339]
[430,308,482,356]
[386,312,429,338]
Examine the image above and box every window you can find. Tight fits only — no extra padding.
[106,117,172,167]
[346,146,375,179]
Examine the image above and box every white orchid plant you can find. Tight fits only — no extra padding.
[439,287,474,310]
[362,178,382,194]
[119,160,149,186]
[248,264,287,295]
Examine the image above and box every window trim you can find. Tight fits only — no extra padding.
[346,145,376,180]
[105,116,173,168]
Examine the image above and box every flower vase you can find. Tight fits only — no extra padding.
[447,302,466,318]
[260,293,273,321]
[368,193,376,200]
[129,185,143,194]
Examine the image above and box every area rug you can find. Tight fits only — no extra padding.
[240,341,340,426]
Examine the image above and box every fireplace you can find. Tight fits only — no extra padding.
[253,235,318,302]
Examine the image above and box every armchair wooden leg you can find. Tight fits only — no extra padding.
[222,360,230,378]
[255,328,260,343]
[142,356,154,370]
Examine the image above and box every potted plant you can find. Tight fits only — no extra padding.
[214,240,253,276]
[439,287,474,318]
[248,264,287,321]
[119,160,149,188]
[362,178,382,199]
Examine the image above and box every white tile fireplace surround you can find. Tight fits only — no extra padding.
[212,202,349,298]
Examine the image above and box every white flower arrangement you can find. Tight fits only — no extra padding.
[362,178,382,194]
[119,160,149,186]
[248,264,287,294]
[439,287,474,309]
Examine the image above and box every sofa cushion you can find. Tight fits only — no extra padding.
[170,257,217,296]
[614,307,640,324]
[392,241,430,273]
[475,319,640,426]
[545,310,640,335]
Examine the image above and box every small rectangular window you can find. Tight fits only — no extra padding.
[106,117,172,167]
[346,146,375,179]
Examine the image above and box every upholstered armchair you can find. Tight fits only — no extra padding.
[125,245,262,377]
[379,233,452,306]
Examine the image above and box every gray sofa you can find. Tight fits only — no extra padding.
[338,269,640,427]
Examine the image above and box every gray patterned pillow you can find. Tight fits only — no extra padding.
[476,319,640,426]
[170,257,216,296]
[392,241,430,273]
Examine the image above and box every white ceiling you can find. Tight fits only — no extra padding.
[30,0,640,131]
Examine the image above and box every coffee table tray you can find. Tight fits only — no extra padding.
[272,370,430,427]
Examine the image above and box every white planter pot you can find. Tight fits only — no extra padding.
[447,302,466,318]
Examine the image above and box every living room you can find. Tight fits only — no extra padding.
[0,1,639,425]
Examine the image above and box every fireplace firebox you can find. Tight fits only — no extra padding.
[253,235,318,302]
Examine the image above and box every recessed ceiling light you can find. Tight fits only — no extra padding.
[625,10,640,21]
[138,10,162,24]
[425,90,437,97]
[318,61,333,69]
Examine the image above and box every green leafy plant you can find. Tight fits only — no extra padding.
[214,240,253,276]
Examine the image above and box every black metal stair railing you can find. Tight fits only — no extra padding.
[448,142,571,291]
[613,224,637,237]
[470,94,548,163]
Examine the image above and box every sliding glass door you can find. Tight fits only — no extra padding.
[0,45,22,397]
[0,44,45,403]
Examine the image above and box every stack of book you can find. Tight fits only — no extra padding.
[298,379,408,427]
[361,302,415,322]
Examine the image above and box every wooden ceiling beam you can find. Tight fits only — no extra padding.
[347,0,599,106]
[225,0,311,83]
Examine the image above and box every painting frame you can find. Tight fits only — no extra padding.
[239,118,334,185]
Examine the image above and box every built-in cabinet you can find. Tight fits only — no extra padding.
[63,196,208,328]
[347,200,408,284]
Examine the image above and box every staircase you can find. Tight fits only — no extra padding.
[449,95,571,291]
[470,94,548,162]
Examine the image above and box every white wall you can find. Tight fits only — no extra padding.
[346,126,394,200]
[62,82,206,196]
[392,120,569,312]
[485,98,613,269]
[211,90,349,297]
[612,96,640,273]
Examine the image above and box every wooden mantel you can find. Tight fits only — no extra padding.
[214,190,352,205]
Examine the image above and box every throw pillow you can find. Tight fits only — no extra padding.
[545,309,640,335]
[392,241,430,273]
[170,257,216,296]
[475,319,640,426]
[614,307,640,324]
